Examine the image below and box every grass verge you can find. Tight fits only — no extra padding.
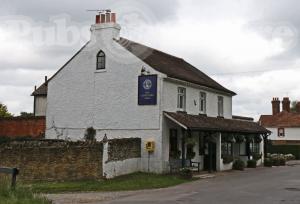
[0,178,51,204]
[27,172,195,194]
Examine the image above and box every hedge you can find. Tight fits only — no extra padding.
[267,144,300,160]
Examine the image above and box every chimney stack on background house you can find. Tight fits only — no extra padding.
[282,97,291,112]
[296,102,300,113]
[272,97,280,115]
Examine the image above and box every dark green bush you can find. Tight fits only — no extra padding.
[279,158,286,166]
[232,159,245,171]
[247,160,257,168]
[179,168,193,179]
[222,155,234,164]
[264,158,273,167]
[84,127,96,141]
[252,153,262,161]
[272,158,281,166]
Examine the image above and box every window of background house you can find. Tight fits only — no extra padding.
[200,92,206,114]
[218,96,224,117]
[278,128,285,137]
[97,50,106,70]
[177,87,186,110]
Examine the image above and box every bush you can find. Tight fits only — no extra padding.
[179,168,193,179]
[267,144,300,160]
[222,155,234,164]
[232,159,245,171]
[84,127,96,141]
[264,158,273,167]
[247,160,257,168]
[252,153,262,161]
[279,158,286,166]
[272,158,281,166]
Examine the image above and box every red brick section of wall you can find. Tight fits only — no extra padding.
[0,116,45,138]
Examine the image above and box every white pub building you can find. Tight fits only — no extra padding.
[32,11,270,177]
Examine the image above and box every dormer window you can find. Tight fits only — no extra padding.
[97,50,105,70]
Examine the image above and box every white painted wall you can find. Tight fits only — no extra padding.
[162,80,232,118]
[35,96,47,116]
[267,127,300,141]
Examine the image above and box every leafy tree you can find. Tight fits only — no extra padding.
[20,112,34,117]
[291,101,298,113]
[0,103,13,117]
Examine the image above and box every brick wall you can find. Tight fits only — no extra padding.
[0,117,45,138]
[107,138,141,162]
[0,140,103,181]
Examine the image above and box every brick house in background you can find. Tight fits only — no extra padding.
[259,97,300,145]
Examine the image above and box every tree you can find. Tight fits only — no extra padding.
[291,101,298,113]
[20,112,34,117]
[0,103,13,117]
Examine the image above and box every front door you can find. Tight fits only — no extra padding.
[204,142,217,171]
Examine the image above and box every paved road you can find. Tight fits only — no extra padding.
[48,165,300,204]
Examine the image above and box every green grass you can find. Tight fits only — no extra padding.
[0,178,51,204]
[27,172,194,194]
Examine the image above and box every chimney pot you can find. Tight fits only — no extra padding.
[34,85,37,91]
[105,13,111,23]
[111,13,116,23]
[100,14,106,23]
[95,15,100,24]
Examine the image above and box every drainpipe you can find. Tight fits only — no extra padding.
[181,128,186,168]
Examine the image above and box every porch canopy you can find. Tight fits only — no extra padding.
[164,111,270,134]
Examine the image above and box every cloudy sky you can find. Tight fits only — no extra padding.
[0,0,299,119]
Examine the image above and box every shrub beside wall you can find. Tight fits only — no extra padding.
[107,138,141,162]
[267,144,300,160]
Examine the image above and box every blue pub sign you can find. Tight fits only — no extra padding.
[138,75,157,105]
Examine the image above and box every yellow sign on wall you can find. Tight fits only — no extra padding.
[145,141,155,152]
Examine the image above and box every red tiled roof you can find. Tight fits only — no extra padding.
[165,112,270,134]
[259,111,300,127]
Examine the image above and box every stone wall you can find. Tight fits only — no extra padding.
[107,138,141,162]
[0,116,45,138]
[0,140,103,181]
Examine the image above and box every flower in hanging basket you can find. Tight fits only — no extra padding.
[246,135,254,143]
[234,135,245,143]
[254,135,262,143]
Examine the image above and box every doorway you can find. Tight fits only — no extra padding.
[204,142,217,171]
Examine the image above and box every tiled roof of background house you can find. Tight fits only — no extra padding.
[165,111,270,134]
[259,111,300,127]
[116,38,236,96]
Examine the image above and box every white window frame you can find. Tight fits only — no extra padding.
[218,96,224,117]
[199,92,207,114]
[177,87,186,111]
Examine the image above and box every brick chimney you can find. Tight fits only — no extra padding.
[90,10,120,43]
[282,97,291,112]
[296,102,300,113]
[272,97,280,115]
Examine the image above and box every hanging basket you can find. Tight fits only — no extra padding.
[254,135,262,143]
[222,133,235,143]
[234,135,245,143]
[246,135,254,143]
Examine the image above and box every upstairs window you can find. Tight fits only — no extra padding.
[218,96,224,117]
[97,50,105,70]
[199,92,206,114]
[278,128,285,137]
[177,87,186,111]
